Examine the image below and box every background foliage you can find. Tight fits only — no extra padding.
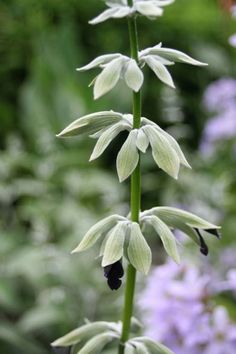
[1,0,236,353]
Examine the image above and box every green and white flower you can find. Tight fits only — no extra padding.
[139,43,208,88]
[89,0,175,25]
[140,206,221,258]
[77,54,144,99]
[57,112,191,181]
[76,44,207,98]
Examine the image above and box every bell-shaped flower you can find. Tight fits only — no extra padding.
[139,43,208,88]
[89,0,175,25]
[77,54,144,99]
[140,206,221,260]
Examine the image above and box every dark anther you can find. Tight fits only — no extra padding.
[52,346,72,354]
[205,228,221,239]
[194,229,209,256]
[104,260,124,290]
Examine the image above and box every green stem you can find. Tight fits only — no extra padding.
[118,7,141,354]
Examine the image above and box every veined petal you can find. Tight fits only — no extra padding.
[124,343,136,354]
[135,1,163,17]
[144,56,175,88]
[102,222,128,267]
[94,57,125,99]
[133,337,174,354]
[77,54,121,71]
[51,322,116,347]
[71,215,125,253]
[136,128,149,153]
[78,332,118,354]
[57,111,123,137]
[147,46,208,66]
[128,223,152,275]
[124,59,144,92]
[144,125,180,179]
[145,215,180,264]
[116,130,139,182]
[90,122,131,161]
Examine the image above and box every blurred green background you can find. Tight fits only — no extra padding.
[1,0,236,353]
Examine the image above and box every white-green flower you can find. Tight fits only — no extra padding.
[77,54,144,99]
[139,43,208,88]
[89,0,175,25]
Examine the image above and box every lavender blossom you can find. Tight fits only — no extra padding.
[201,78,236,154]
[139,259,236,354]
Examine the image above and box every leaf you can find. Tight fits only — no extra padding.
[144,56,175,88]
[71,215,125,253]
[124,59,144,92]
[133,337,174,354]
[51,322,116,347]
[136,128,149,153]
[144,125,180,179]
[147,45,208,66]
[135,2,163,17]
[90,122,130,161]
[128,223,152,274]
[77,54,121,71]
[78,332,118,354]
[89,6,131,25]
[57,111,123,137]
[102,222,128,267]
[94,57,126,99]
[145,215,180,264]
[116,130,139,182]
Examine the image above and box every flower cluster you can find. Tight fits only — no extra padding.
[139,257,236,354]
[89,0,175,25]
[77,44,207,99]
[70,207,219,290]
[57,111,191,181]
[201,78,236,154]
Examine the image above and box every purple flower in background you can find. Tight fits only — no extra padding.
[139,258,236,354]
[229,6,236,47]
[201,78,236,154]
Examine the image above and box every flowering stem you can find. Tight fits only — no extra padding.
[118,6,141,353]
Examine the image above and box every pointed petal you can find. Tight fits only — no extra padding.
[90,122,130,161]
[146,215,180,264]
[89,7,120,25]
[135,2,163,17]
[94,57,125,99]
[78,332,118,354]
[133,337,174,354]
[148,46,208,66]
[51,322,116,347]
[57,111,123,137]
[71,215,124,253]
[136,128,149,153]
[145,56,175,88]
[128,223,152,275]
[144,125,180,179]
[116,130,139,182]
[77,54,121,71]
[102,222,128,267]
[124,59,144,92]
